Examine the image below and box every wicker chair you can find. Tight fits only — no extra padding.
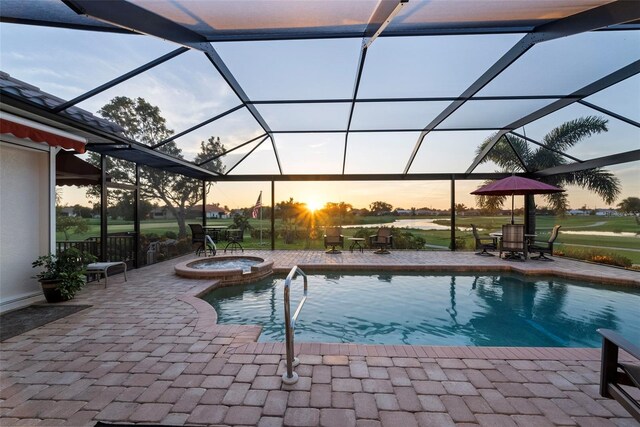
[369,228,393,254]
[323,227,344,254]
[471,224,497,256]
[529,225,561,260]
[499,224,526,260]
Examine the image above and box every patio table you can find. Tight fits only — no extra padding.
[204,225,228,242]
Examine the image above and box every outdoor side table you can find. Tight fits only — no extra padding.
[86,261,127,288]
[348,237,365,253]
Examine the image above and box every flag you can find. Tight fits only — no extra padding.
[252,191,262,219]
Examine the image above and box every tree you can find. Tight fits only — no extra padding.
[276,198,308,243]
[231,214,252,233]
[109,193,155,221]
[321,202,353,226]
[73,204,93,218]
[475,116,620,221]
[369,201,393,215]
[89,97,225,238]
[618,196,640,219]
[57,216,89,240]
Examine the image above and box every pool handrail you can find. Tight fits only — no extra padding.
[283,265,308,384]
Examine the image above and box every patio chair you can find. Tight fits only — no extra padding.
[499,224,526,260]
[323,227,344,254]
[224,228,244,253]
[188,223,216,256]
[529,225,561,260]
[369,227,393,254]
[471,224,497,256]
[597,329,640,421]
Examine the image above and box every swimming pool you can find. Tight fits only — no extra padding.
[202,272,640,347]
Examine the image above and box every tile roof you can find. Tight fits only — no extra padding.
[0,71,125,135]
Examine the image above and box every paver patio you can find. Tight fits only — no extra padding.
[1,251,638,426]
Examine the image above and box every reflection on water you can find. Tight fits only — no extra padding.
[202,273,640,347]
[561,230,639,237]
[342,219,472,231]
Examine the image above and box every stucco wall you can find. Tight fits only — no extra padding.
[0,140,49,312]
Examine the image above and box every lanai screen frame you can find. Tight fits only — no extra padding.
[1,0,639,255]
[1,0,638,179]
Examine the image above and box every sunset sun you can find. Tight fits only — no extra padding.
[305,198,323,213]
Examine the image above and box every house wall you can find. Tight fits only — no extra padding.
[0,139,50,312]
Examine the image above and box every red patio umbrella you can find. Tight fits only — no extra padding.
[471,175,564,224]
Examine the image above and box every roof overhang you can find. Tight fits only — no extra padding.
[0,92,220,181]
[0,111,86,153]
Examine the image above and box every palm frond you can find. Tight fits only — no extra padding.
[541,116,608,153]
[559,168,621,205]
[474,180,508,213]
[543,192,569,215]
[476,134,525,172]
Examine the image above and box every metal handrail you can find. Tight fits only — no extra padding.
[282,265,308,384]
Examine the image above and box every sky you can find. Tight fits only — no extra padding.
[1,21,638,210]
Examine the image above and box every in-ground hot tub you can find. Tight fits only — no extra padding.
[175,256,273,285]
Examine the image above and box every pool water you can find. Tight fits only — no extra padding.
[202,273,640,347]
[190,258,259,273]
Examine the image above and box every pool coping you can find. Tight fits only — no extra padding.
[273,263,640,287]
[177,258,639,352]
[174,255,274,284]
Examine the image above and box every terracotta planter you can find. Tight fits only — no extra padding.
[39,279,70,303]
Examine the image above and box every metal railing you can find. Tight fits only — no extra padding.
[282,265,308,384]
[57,233,136,268]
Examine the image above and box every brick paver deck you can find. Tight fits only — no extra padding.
[1,251,638,426]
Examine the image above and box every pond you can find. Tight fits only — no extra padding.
[343,219,471,231]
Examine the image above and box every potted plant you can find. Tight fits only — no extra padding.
[32,248,96,303]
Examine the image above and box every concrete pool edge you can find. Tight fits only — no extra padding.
[172,252,638,353]
[175,286,637,364]
[272,263,640,287]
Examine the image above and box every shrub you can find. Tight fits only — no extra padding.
[554,247,632,268]
[251,229,273,239]
[32,248,97,299]
[390,229,426,250]
[143,233,160,242]
[164,231,177,239]
[176,238,191,254]
[452,236,468,250]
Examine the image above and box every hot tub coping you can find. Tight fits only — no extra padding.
[175,255,274,284]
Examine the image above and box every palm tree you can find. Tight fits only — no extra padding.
[475,116,621,220]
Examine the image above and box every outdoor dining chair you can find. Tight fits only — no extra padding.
[471,224,497,256]
[323,227,344,254]
[369,227,393,254]
[188,223,216,256]
[529,225,561,260]
[499,224,526,260]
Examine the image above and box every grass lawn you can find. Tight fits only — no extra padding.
[58,215,639,264]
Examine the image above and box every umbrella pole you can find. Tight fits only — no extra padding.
[511,194,515,224]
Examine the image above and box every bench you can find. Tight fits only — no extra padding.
[86,262,128,288]
[598,328,640,421]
